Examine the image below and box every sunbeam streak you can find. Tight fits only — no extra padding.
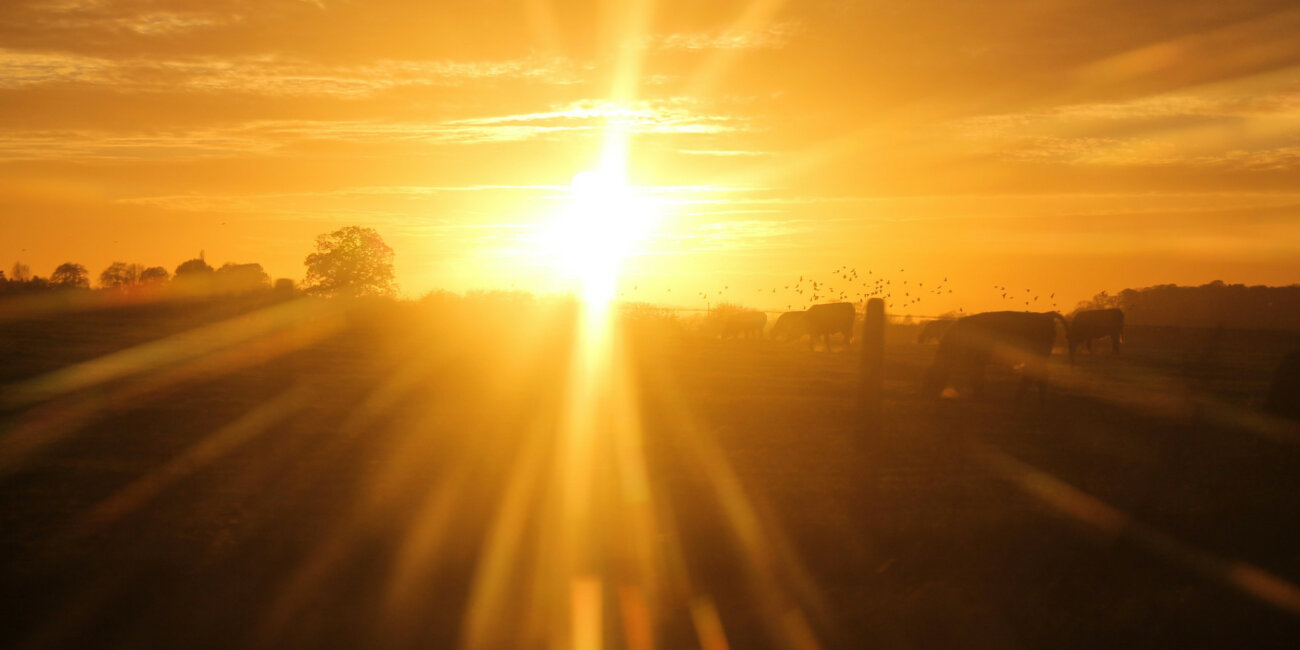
[5,2,1300,648]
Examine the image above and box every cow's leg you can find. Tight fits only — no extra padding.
[1085,339,1093,354]
[1036,356,1049,402]
[971,361,988,398]
[1112,333,1121,354]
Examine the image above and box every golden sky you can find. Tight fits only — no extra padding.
[1,0,1298,313]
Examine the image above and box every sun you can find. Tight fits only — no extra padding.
[540,164,655,303]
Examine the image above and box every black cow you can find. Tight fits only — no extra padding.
[1068,308,1123,361]
[805,302,855,351]
[917,318,955,344]
[771,311,806,340]
[771,303,856,351]
[923,311,1069,401]
[722,310,767,339]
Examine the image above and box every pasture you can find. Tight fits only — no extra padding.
[1,297,1298,649]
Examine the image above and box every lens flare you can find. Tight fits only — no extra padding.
[540,165,654,304]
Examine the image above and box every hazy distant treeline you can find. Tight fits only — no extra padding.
[1,226,396,301]
[0,258,289,297]
[1077,281,1300,330]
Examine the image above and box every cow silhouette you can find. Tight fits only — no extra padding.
[923,311,1069,401]
[1069,308,1123,361]
[917,318,955,344]
[772,303,854,351]
[771,311,805,340]
[722,310,767,339]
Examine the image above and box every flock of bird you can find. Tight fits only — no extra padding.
[991,285,1059,310]
[616,266,1064,315]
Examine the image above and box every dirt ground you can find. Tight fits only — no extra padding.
[1,297,1297,649]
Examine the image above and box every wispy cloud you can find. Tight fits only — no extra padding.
[644,23,798,51]
[442,99,742,137]
[950,87,1300,168]
[114,183,762,215]
[110,11,242,35]
[959,89,1300,134]
[0,127,276,160]
[676,148,769,157]
[0,49,585,96]
[19,2,246,35]
[0,97,746,160]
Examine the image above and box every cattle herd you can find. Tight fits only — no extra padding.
[727,304,1122,358]
[716,304,1300,413]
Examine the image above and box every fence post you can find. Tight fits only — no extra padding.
[859,298,885,434]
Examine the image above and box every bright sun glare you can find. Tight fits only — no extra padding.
[541,164,654,303]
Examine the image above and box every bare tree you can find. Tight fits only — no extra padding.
[10,262,31,282]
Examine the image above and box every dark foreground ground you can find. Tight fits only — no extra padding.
[1,296,1298,649]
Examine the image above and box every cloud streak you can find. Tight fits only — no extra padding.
[951,87,1300,168]
[0,49,585,96]
[643,23,798,51]
[0,97,746,160]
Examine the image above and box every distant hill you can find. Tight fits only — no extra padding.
[1076,281,1300,330]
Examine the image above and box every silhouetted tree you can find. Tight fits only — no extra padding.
[0,268,53,295]
[1078,281,1300,329]
[100,262,143,288]
[10,262,31,282]
[140,266,171,285]
[51,262,90,289]
[174,258,215,277]
[214,262,270,293]
[303,226,396,298]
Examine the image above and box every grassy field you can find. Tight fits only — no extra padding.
[1,297,1297,649]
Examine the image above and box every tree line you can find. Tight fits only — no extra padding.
[1076,281,1300,330]
[0,226,397,299]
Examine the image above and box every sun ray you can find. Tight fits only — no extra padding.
[683,0,789,97]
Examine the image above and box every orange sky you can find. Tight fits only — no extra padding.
[1,0,1298,314]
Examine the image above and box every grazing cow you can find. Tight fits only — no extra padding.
[922,311,1069,401]
[917,318,955,344]
[804,302,855,351]
[770,303,856,350]
[1069,308,1124,360]
[771,311,807,340]
[1264,351,1300,421]
[722,310,767,339]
